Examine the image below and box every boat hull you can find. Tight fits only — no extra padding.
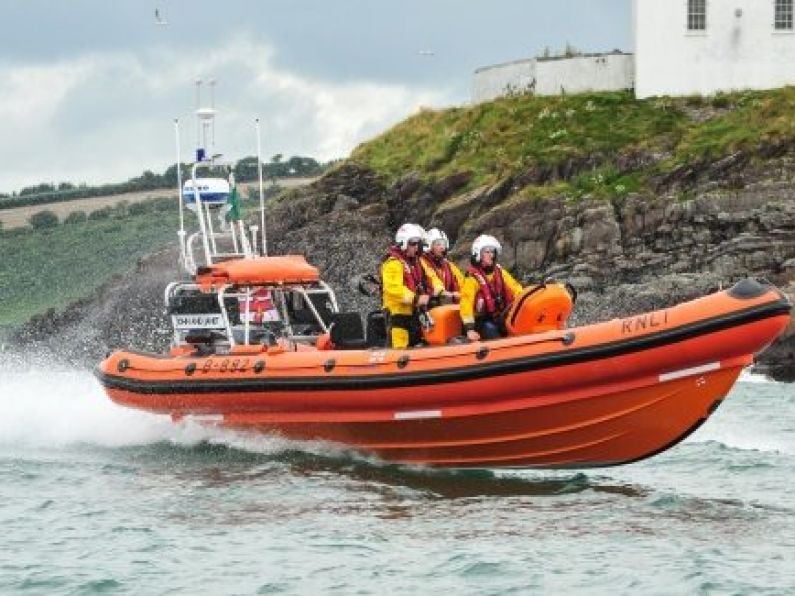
[96,280,792,468]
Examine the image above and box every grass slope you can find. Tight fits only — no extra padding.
[351,87,795,196]
[0,207,178,327]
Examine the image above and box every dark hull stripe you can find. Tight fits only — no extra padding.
[95,298,791,395]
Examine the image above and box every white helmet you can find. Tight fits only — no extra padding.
[395,223,426,250]
[424,228,449,252]
[471,234,502,261]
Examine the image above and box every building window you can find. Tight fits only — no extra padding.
[687,0,707,31]
[775,0,794,30]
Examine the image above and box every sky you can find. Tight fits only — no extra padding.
[0,1,631,193]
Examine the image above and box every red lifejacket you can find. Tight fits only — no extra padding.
[384,247,429,295]
[421,254,459,294]
[468,264,515,316]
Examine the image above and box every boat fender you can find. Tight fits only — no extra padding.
[117,359,129,373]
[476,346,489,360]
[185,363,196,376]
[397,355,410,369]
[324,359,336,373]
[253,360,265,373]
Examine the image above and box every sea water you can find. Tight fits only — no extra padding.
[0,363,793,595]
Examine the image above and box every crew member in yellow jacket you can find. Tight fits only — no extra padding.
[381,223,442,348]
[460,234,523,341]
[420,227,464,305]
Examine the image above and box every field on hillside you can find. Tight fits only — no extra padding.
[0,178,316,230]
[0,188,176,230]
[0,206,179,327]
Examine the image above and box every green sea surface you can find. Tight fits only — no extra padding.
[0,366,793,594]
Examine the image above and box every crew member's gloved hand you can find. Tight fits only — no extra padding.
[416,294,430,307]
[467,330,480,341]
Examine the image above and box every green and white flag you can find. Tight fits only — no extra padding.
[226,184,241,221]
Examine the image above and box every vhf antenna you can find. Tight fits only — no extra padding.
[209,78,216,155]
[195,78,202,159]
[193,77,217,162]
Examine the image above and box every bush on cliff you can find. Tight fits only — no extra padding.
[29,210,59,229]
[88,206,113,221]
[63,210,88,225]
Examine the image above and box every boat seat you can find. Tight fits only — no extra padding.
[365,310,388,348]
[330,312,368,350]
[288,292,335,329]
[184,329,227,344]
[184,329,228,355]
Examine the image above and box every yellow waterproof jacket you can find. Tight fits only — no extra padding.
[420,257,465,295]
[381,257,443,316]
[460,266,523,326]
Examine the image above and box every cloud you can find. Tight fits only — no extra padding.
[0,36,455,193]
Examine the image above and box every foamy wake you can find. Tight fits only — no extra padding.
[738,370,776,384]
[0,368,346,458]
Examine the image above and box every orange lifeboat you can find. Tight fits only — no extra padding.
[96,277,791,469]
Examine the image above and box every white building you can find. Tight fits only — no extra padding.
[472,0,795,102]
[473,59,537,103]
[472,53,634,103]
[634,0,795,98]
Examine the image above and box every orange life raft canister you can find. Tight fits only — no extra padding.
[504,283,574,335]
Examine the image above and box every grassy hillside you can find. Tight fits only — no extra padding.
[0,203,178,327]
[351,87,795,198]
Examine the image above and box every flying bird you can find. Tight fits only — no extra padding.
[154,8,169,26]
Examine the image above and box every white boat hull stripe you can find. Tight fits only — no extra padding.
[659,362,721,382]
[394,410,442,420]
